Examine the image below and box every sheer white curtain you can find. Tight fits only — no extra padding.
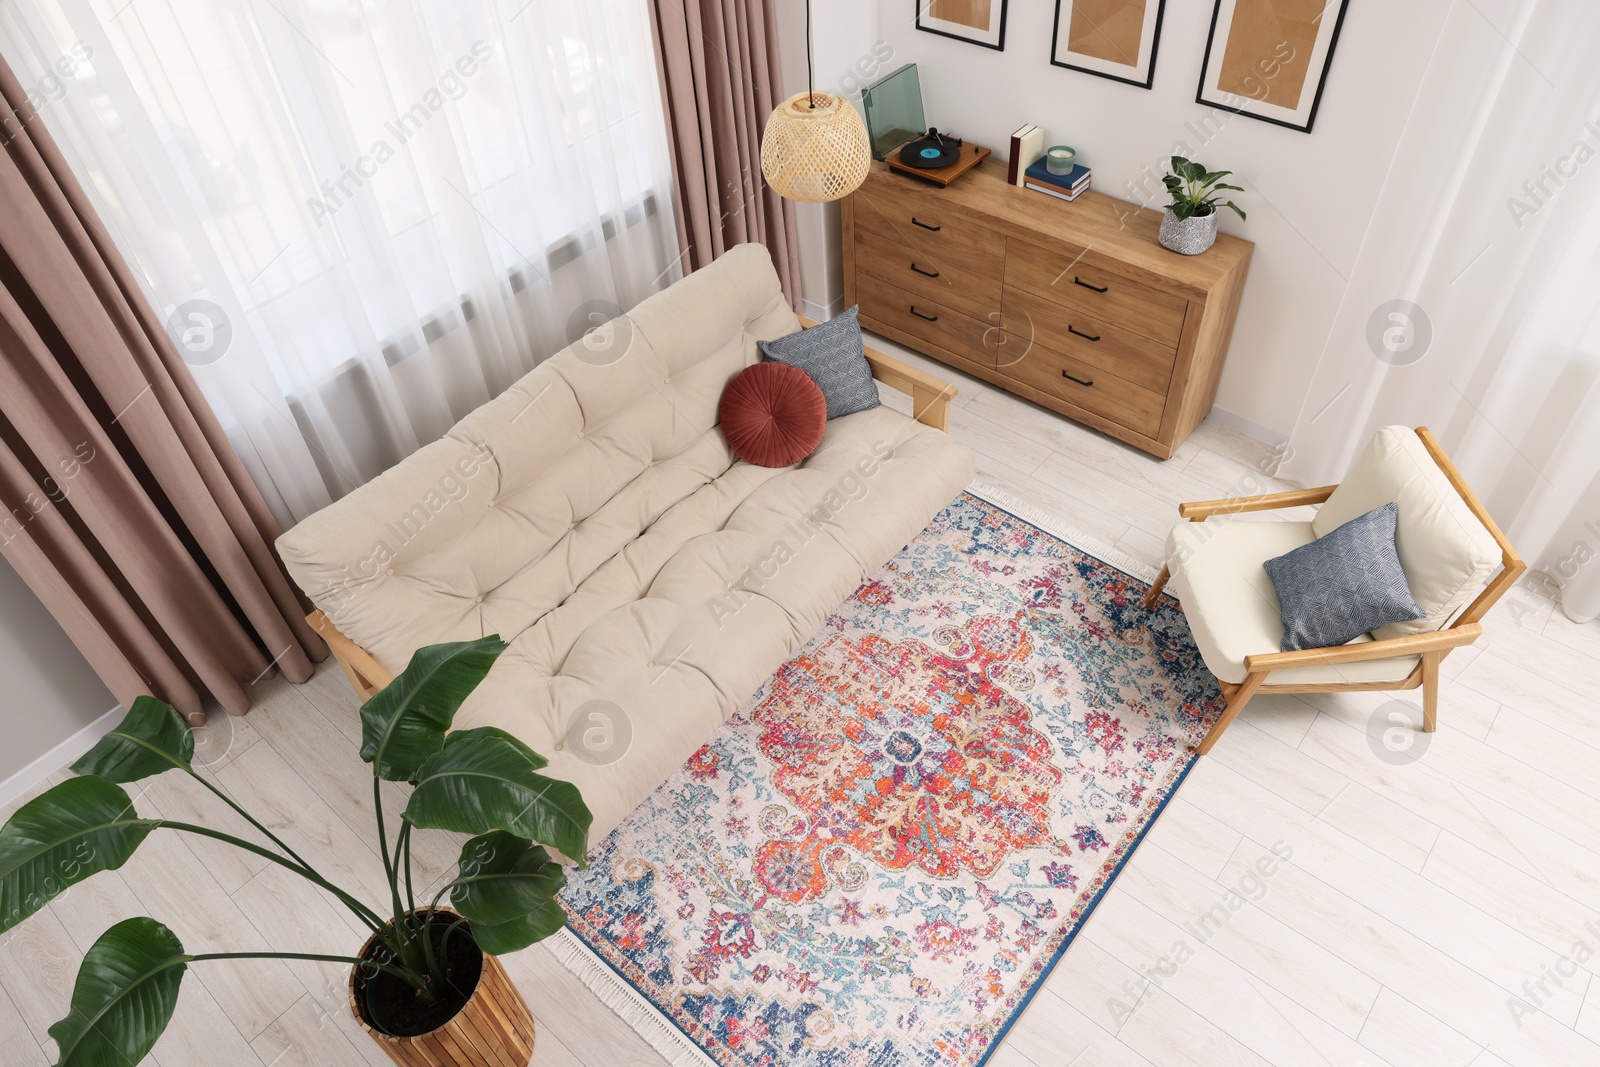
[1280,0,1600,622]
[0,0,682,526]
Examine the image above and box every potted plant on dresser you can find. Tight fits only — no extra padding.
[0,636,588,1067]
[1158,155,1247,255]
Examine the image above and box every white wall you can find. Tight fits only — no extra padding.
[780,0,1453,441]
[0,555,117,793]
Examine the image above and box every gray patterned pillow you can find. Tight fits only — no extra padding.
[1264,502,1425,652]
[758,306,880,419]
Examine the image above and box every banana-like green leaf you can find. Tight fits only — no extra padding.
[403,728,590,865]
[482,727,550,771]
[359,636,508,783]
[451,831,566,927]
[48,917,187,1067]
[0,777,156,935]
[468,898,567,956]
[72,697,193,782]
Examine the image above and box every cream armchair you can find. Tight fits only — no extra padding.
[1143,426,1524,755]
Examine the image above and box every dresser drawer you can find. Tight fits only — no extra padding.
[856,273,999,370]
[1002,340,1166,438]
[1005,237,1188,347]
[855,226,1002,322]
[1002,286,1176,395]
[851,176,1005,276]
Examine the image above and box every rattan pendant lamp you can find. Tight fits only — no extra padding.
[760,0,871,202]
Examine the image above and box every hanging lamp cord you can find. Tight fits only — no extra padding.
[806,0,815,109]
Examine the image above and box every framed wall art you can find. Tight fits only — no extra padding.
[1196,0,1350,133]
[1050,0,1166,89]
[915,0,1009,51]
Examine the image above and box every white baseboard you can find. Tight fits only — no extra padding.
[800,295,845,322]
[1204,405,1289,449]
[0,704,123,809]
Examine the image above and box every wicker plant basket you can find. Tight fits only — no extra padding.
[349,913,535,1067]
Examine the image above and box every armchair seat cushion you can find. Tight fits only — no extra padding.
[1166,520,1421,686]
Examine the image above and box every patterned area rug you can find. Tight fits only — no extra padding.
[554,489,1224,1067]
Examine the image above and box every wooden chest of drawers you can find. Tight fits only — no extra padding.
[842,164,1253,458]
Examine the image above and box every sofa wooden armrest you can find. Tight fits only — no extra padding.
[1176,485,1338,521]
[1242,623,1482,673]
[796,314,957,431]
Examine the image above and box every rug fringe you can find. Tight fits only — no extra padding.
[547,928,719,1067]
[964,480,1162,583]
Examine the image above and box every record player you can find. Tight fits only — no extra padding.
[886,127,990,187]
[862,64,990,187]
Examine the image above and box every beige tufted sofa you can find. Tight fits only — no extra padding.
[277,244,975,841]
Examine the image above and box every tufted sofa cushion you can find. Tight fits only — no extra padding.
[277,244,974,841]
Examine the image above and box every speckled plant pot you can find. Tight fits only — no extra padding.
[1158,208,1218,255]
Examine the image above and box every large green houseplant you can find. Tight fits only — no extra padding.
[0,636,589,1067]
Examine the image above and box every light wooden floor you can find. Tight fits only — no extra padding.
[5,334,1600,1066]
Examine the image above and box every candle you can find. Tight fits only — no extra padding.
[1047,146,1076,175]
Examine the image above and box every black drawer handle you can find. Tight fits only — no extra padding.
[912,217,942,232]
[1062,371,1094,387]
[1074,276,1109,293]
[910,306,939,322]
[1067,325,1101,342]
[910,263,940,278]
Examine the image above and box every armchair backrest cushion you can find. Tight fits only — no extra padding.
[1313,426,1502,640]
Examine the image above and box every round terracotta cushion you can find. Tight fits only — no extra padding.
[718,361,828,468]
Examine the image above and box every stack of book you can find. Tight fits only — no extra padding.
[1024,157,1091,203]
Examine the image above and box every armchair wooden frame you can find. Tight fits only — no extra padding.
[305,326,959,704]
[1141,427,1524,756]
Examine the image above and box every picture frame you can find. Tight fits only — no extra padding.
[915,0,1009,51]
[1195,0,1350,133]
[1050,0,1167,90]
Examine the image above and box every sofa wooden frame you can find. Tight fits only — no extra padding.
[306,330,957,703]
[1141,427,1524,756]
[795,315,958,431]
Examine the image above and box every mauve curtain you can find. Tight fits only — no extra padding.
[649,0,802,307]
[0,56,325,725]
